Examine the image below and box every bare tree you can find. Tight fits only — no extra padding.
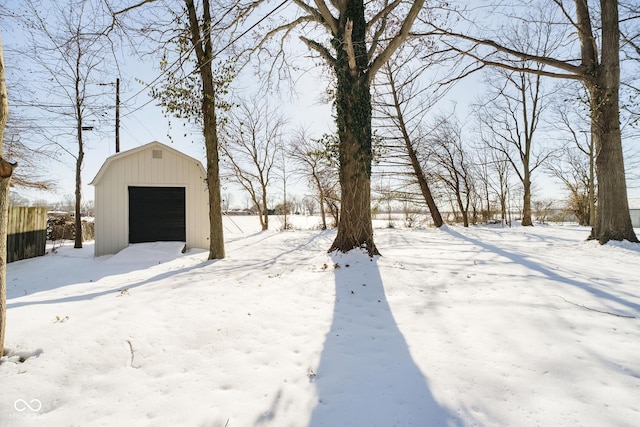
[374,51,444,227]
[547,147,592,225]
[238,0,434,254]
[619,1,640,125]
[548,86,596,226]
[474,148,513,223]
[475,64,555,226]
[302,195,317,216]
[110,0,230,259]
[8,192,30,206]
[222,192,232,213]
[184,0,228,259]
[3,118,56,191]
[276,138,292,230]
[221,100,286,231]
[487,150,513,225]
[20,0,115,249]
[290,130,339,230]
[468,14,560,226]
[373,180,397,227]
[533,199,555,224]
[1,11,58,193]
[0,35,18,356]
[428,0,638,243]
[426,115,475,227]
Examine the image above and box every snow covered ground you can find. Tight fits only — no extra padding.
[1,215,639,426]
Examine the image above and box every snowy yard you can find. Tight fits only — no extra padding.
[1,216,639,426]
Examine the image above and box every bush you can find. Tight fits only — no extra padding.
[48,213,94,241]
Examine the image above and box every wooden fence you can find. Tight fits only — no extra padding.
[6,206,48,263]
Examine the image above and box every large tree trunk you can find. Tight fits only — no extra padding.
[0,159,14,356]
[328,3,378,255]
[587,0,637,243]
[0,39,17,355]
[185,0,225,259]
[203,104,225,259]
[588,79,636,242]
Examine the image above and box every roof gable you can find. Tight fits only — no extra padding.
[90,141,205,185]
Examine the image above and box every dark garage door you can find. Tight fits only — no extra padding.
[129,186,186,243]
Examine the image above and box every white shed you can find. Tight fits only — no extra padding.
[90,141,210,256]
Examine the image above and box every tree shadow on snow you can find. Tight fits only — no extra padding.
[442,227,640,316]
[7,262,206,309]
[307,253,454,427]
[6,242,200,300]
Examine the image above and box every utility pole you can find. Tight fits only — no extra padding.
[99,79,120,152]
[115,78,120,153]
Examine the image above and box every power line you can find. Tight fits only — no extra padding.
[119,91,157,117]
[12,2,292,127]
[11,103,75,109]
[120,1,241,109]
[121,0,289,118]
[203,0,289,71]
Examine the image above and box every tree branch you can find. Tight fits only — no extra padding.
[554,295,638,319]
[300,36,336,67]
[108,0,159,33]
[343,20,358,75]
[621,30,640,57]
[368,0,425,81]
[438,63,486,86]
[440,41,583,81]
[312,0,339,35]
[112,0,157,17]
[367,0,401,32]
[292,0,335,33]
[368,14,387,61]
[240,15,316,64]
[421,26,586,78]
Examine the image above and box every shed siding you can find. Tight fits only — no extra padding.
[93,142,209,256]
[631,209,640,228]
